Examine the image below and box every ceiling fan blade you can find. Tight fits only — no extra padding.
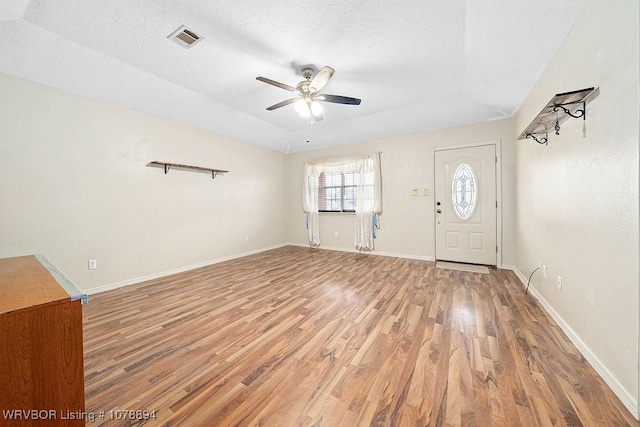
[317,94,361,105]
[309,66,335,93]
[266,98,299,110]
[256,76,297,92]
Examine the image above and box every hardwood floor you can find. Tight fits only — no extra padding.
[83,246,637,426]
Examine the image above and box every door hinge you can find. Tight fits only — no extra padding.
[495,156,498,164]
[496,245,499,253]
[496,201,498,208]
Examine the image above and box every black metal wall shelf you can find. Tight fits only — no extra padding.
[147,161,228,179]
[518,87,596,145]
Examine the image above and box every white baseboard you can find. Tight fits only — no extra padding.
[84,242,433,296]
[501,263,518,273]
[506,265,639,419]
[286,242,434,262]
[82,243,288,296]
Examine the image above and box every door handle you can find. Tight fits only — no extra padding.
[436,209,442,214]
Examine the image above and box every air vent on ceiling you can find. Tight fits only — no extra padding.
[167,25,203,49]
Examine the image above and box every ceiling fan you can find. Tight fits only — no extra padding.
[256,66,361,122]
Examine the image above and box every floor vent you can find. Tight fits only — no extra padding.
[167,25,203,49]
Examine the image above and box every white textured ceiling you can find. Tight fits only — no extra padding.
[0,0,589,152]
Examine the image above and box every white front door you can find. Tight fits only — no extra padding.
[434,144,497,265]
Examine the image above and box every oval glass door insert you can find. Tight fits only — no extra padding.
[451,163,477,220]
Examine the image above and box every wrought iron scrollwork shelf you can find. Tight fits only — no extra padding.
[518,87,595,145]
[147,161,228,180]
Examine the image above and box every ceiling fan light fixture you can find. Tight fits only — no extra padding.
[295,99,310,118]
[310,100,323,116]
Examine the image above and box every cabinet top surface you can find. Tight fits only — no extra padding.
[0,255,70,314]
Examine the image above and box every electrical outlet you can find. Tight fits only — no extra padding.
[244,235,249,242]
[557,276,562,291]
[542,265,547,277]
[88,259,97,270]
[334,231,339,237]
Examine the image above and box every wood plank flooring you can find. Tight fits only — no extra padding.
[83,246,638,426]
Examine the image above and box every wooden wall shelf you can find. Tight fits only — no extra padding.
[518,87,596,145]
[147,161,228,180]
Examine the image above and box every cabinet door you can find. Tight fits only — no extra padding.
[0,300,85,426]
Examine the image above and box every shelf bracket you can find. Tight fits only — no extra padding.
[551,100,587,135]
[552,101,586,120]
[212,171,218,179]
[164,164,170,174]
[526,132,548,145]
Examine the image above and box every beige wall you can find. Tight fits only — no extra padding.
[286,119,516,266]
[514,0,639,410]
[0,72,287,293]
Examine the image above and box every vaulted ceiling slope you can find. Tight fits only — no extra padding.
[0,0,589,153]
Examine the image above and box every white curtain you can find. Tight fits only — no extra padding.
[353,152,382,251]
[302,163,321,246]
[302,152,382,250]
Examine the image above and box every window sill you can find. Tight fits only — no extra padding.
[319,211,355,216]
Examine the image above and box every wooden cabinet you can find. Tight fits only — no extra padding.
[0,256,86,426]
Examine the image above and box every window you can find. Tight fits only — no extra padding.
[451,163,477,220]
[302,152,381,248]
[318,171,359,212]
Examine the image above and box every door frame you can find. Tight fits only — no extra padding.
[432,139,503,267]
